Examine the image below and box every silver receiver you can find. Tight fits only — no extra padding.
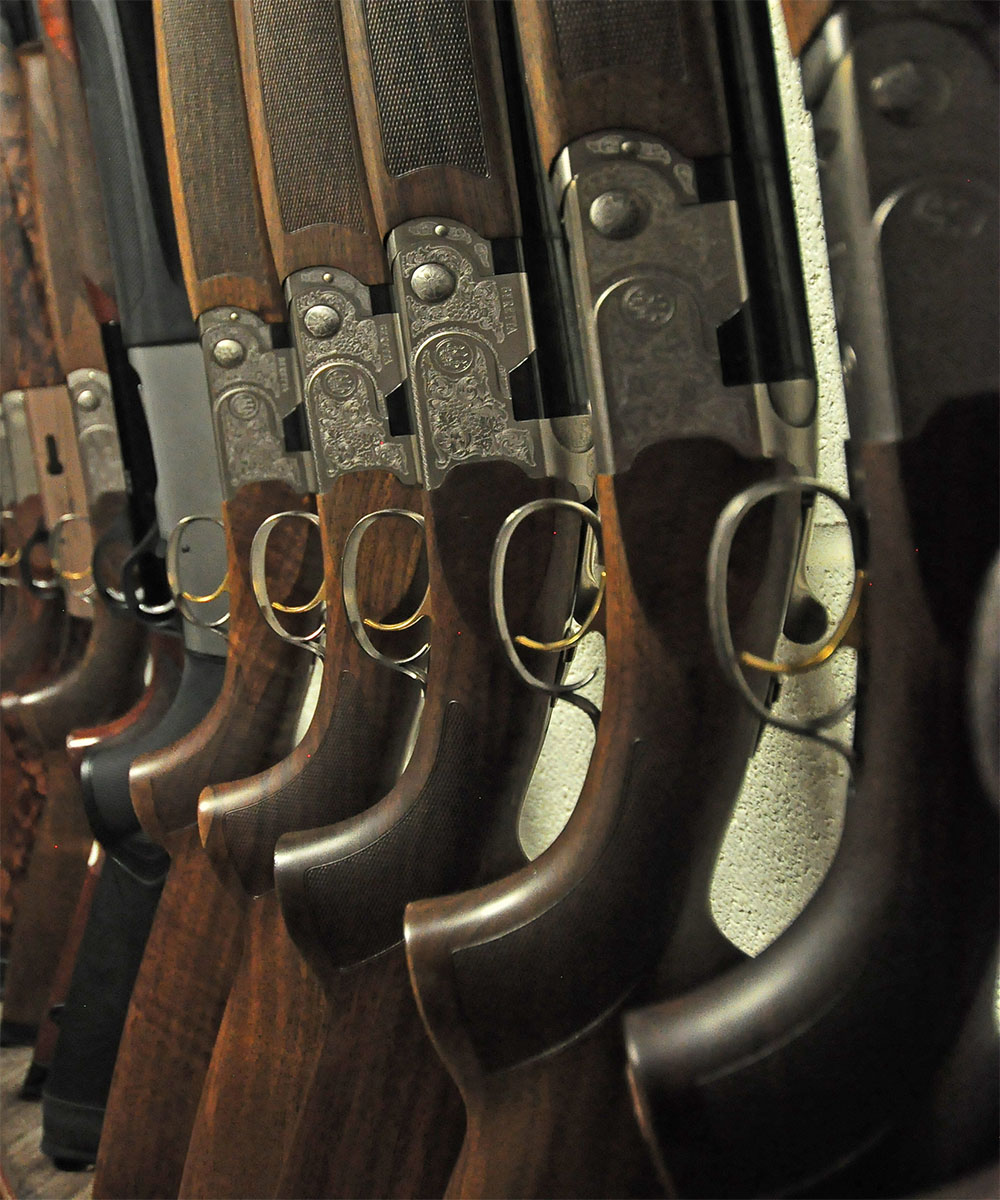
[1,392,38,504]
[67,367,127,504]
[130,341,229,658]
[554,132,816,477]
[199,308,317,499]
[804,11,998,444]
[387,219,593,497]
[284,267,419,488]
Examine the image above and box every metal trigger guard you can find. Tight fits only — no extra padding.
[250,511,325,658]
[491,497,604,728]
[166,514,230,638]
[707,476,868,766]
[342,509,429,689]
[20,523,61,594]
[49,513,96,602]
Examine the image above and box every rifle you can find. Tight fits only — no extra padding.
[394,2,819,1195]
[623,3,999,1196]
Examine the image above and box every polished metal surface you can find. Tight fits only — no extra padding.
[199,307,317,499]
[285,267,419,488]
[555,130,815,477]
[805,9,998,443]
[250,509,325,657]
[388,218,593,495]
[67,367,127,506]
[130,341,229,656]
[1,391,38,504]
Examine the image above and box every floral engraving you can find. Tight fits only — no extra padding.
[310,363,406,476]
[416,333,533,471]
[401,246,507,342]
[218,393,298,491]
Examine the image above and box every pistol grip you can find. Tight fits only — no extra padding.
[402,439,793,1198]
[273,462,576,986]
[196,473,425,899]
[130,481,316,845]
[1,598,148,755]
[623,431,999,1199]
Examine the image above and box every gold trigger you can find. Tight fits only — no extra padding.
[363,586,432,632]
[0,548,21,567]
[59,565,93,582]
[514,569,606,652]
[740,569,866,676]
[179,572,229,604]
[273,580,325,615]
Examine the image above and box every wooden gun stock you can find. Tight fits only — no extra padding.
[403,443,792,1200]
[17,843,103,1100]
[0,596,146,755]
[625,420,999,1198]
[93,482,315,1200]
[64,632,184,780]
[624,1,1000,1190]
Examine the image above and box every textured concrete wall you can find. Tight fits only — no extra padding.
[518,0,858,957]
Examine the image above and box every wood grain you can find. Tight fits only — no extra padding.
[275,949,466,1200]
[18,844,104,1097]
[36,0,117,320]
[0,63,62,392]
[513,0,730,171]
[130,480,315,844]
[19,45,106,374]
[343,0,521,239]
[781,0,832,57]
[179,472,424,1199]
[402,441,792,1198]
[155,0,284,319]
[93,481,317,1199]
[92,824,244,1200]
[271,462,580,1200]
[235,0,386,285]
[64,632,184,779]
[198,471,424,897]
[623,402,999,1198]
[0,747,95,1036]
[0,595,147,758]
[178,892,327,1199]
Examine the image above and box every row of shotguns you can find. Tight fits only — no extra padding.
[0,0,997,1197]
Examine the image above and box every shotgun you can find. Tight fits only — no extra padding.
[145,2,427,1195]
[69,0,318,1192]
[2,36,147,759]
[0,26,70,688]
[14,1,229,1165]
[259,2,590,1196]
[400,2,817,1195]
[0,37,148,1046]
[624,3,999,1196]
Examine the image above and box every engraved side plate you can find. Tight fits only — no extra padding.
[67,368,127,505]
[388,218,592,493]
[557,132,812,476]
[1,391,39,503]
[199,308,317,499]
[285,268,418,488]
[806,13,999,444]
